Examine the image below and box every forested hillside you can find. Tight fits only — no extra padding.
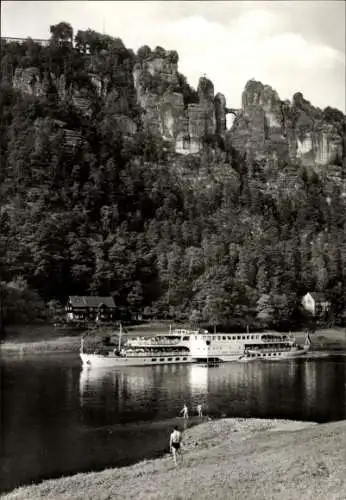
[1,22,345,333]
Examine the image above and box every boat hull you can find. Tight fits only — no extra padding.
[80,352,192,367]
[241,346,310,361]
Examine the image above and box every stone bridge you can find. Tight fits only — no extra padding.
[226,108,240,117]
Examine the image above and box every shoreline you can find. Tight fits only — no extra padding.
[0,336,82,355]
[1,329,345,356]
[2,417,345,499]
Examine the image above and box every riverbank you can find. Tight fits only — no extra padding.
[2,417,346,500]
[1,323,345,355]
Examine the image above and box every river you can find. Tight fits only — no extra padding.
[1,352,346,493]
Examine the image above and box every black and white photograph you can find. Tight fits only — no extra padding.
[0,1,345,498]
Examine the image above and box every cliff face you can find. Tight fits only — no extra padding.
[228,80,345,176]
[5,42,345,178]
[12,66,94,115]
[133,57,185,139]
[133,51,228,154]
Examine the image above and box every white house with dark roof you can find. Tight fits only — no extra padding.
[301,292,331,317]
[65,296,116,322]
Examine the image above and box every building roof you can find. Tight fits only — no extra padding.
[305,292,329,302]
[68,296,116,308]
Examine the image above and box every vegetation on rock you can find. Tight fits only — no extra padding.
[0,22,345,335]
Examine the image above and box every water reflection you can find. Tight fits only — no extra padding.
[189,365,208,394]
[78,357,346,423]
[1,354,346,493]
[79,364,194,424]
[79,366,153,410]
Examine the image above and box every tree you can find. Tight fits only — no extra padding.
[127,281,143,316]
[50,22,73,45]
[256,294,274,327]
[153,46,166,58]
[0,277,45,337]
[137,45,151,60]
[168,50,178,63]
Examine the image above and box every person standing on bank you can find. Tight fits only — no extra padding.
[170,425,183,466]
[180,403,189,419]
[196,403,203,417]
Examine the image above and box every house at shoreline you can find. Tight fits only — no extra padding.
[301,292,331,317]
[65,296,116,323]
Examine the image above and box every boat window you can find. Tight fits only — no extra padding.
[183,336,189,341]
[183,357,187,361]
[242,336,245,339]
[218,336,221,340]
[159,358,164,361]
[222,336,226,340]
[168,358,172,361]
[151,358,157,361]
[175,357,180,361]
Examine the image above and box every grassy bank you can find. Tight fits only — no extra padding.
[1,323,345,355]
[0,324,82,354]
[295,328,346,351]
[2,417,346,500]
[0,336,82,355]
[0,322,173,355]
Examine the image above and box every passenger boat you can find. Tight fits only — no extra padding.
[189,330,311,363]
[239,332,311,361]
[79,325,195,367]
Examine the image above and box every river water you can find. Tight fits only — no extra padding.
[1,352,346,493]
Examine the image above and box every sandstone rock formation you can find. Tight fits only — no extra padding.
[6,42,345,178]
[133,51,228,155]
[13,67,47,97]
[215,93,227,135]
[227,79,345,177]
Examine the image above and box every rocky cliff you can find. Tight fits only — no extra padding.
[133,50,222,154]
[227,80,345,181]
[4,38,345,177]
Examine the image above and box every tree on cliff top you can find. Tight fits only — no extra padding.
[50,22,74,44]
[75,29,125,55]
[153,46,166,58]
[137,45,151,60]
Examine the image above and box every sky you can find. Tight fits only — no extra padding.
[1,1,345,112]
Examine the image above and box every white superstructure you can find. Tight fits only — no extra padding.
[126,329,194,349]
[189,331,310,362]
[79,327,200,368]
